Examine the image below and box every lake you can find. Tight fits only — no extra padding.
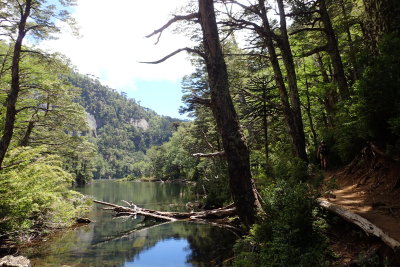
[24,180,237,266]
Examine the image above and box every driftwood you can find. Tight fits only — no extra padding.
[93,200,241,233]
[318,199,400,250]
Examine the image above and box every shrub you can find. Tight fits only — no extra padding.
[234,180,329,267]
[0,146,90,237]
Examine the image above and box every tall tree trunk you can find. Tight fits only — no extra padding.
[198,0,262,228]
[19,121,34,147]
[339,0,359,82]
[262,90,269,162]
[258,0,307,161]
[363,0,400,53]
[0,1,31,169]
[314,53,337,127]
[276,0,308,162]
[303,62,318,151]
[319,0,350,100]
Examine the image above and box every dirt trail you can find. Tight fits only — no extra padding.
[322,168,400,242]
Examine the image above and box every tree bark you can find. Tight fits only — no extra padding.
[198,0,262,227]
[19,120,35,147]
[363,0,400,53]
[276,0,308,162]
[0,0,32,168]
[318,0,350,100]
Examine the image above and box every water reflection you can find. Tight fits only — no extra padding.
[25,181,236,266]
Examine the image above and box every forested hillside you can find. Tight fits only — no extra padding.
[70,74,179,180]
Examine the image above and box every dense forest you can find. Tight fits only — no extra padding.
[1,0,400,265]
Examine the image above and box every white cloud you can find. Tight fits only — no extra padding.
[41,0,195,91]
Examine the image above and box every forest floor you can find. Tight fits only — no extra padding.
[320,152,400,265]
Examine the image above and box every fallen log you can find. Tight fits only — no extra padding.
[318,199,400,250]
[93,200,240,232]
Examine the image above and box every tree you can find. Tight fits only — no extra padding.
[145,0,262,227]
[0,0,77,168]
[220,0,308,162]
[287,0,350,100]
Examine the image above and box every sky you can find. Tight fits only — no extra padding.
[41,0,195,119]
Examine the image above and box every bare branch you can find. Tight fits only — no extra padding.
[224,53,269,59]
[200,129,215,150]
[146,13,199,44]
[285,9,320,17]
[192,151,226,158]
[301,44,328,57]
[289,27,325,35]
[139,47,205,64]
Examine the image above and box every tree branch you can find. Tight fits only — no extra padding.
[301,44,328,57]
[139,47,205,64]
[285,9,320,17]
[192,151,226,158]
[146,13,199,44]
[16,106,51,113]
[289,27,325,35]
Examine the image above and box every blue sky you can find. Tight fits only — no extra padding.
[40,0,194,119]
[132,79,187,119]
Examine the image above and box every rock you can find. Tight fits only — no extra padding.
[76,217,91,224]
[0,255,31,267]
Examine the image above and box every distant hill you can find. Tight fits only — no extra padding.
[70,74,180,179]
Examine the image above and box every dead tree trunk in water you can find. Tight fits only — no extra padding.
[198,0,262,227]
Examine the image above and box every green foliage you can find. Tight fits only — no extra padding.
[0,42,97,185]
[234,180,329,267]
[356,34,400,147]
[329,99,365,163]
[0,146,89,236]
[331,35,400,162]
[269,152,309,182]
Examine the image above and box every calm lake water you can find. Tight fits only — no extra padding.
[24,180,237,267]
